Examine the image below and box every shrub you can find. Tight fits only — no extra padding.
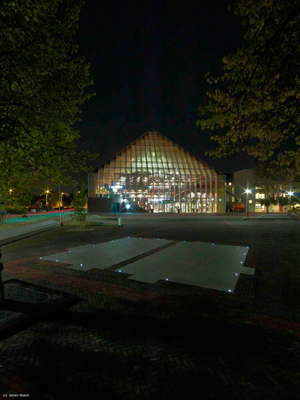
[278,197,289,206]
[269,197,278,205]
[6,205,28,214]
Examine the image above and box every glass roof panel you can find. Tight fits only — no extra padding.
[98,130,223,178]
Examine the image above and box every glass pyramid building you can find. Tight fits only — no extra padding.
[88,129,226,213]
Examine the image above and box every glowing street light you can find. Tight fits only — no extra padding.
[9,189,13,206]
[60,192,64,210]
[45,190,50,208]
[288,191,294,210]
[245,189,251,218]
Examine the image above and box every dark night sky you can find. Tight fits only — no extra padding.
[70,0,256,188]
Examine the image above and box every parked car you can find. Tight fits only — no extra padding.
[27,204,41,212]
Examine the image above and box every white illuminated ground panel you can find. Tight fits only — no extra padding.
[42,238,170,271]
[121,242,252,292]
[41,238,253,292]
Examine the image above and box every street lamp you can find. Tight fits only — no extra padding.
[288,191,294,211]
[245,189,251,218]
[60,192,64,210]
[45,190,50,208]
[9,189,13,206]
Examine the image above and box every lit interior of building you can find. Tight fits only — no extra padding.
[88,130,226,213]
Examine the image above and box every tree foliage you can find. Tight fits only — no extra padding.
[0,0,98,202]
[197,0,300,179]
[73,182,87,229]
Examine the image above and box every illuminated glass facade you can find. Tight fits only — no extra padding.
[88,130,226,213]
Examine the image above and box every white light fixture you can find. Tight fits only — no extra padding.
[288,191,294,196]
[39,257,42,259]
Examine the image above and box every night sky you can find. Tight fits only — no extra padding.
[71,0,256,188]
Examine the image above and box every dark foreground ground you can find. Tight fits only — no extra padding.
[1,215,300,399]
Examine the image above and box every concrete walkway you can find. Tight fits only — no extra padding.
[0,215,120,246]
[0,220,61,245]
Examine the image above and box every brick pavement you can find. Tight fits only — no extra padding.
[1,296,300,399]
[1,239,300,399]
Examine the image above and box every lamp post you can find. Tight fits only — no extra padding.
[9,189,12,206]
[245,189,251,218]
[60,192,64,210]
[45,190,50,209]
[288,191,294,211]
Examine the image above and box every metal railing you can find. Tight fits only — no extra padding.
[59,212,74,221]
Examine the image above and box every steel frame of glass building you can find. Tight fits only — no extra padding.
[88,129,226,213]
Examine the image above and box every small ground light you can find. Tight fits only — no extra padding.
[127,237,129,238]
[93,245,95,247]
[140,237,142,239]
[112,240,114,243]
[166,278,169,281]
[56,260,58,262]
[247,246,249,248]
[39,257,42,259]
[80,263,83,266]
[119,270,121,273]
[244,253,246,255]
[235,273,238,276]
[240,261,243,264]
[212,243,215,246]
[69,250,71,252]
[228,289,232,293]
[183,241,186,243]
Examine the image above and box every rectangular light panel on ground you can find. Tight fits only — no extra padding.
[42,238,171,271]
[121,242,252,292]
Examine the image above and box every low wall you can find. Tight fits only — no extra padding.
[88,197,124,213]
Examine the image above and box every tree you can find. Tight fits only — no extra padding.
[0,0,98,199]
[197,0,300,180]
[73,183,87,229]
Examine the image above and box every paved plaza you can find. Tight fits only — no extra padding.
[0,214,300,399]
[42,238,252,291]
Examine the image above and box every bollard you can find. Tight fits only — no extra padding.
[0,250,4,302]
[118,217,122,227]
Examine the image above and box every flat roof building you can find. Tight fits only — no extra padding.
[88,129,226,213]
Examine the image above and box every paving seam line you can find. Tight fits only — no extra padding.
[0,224,61,246]
[105,241,178,271]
